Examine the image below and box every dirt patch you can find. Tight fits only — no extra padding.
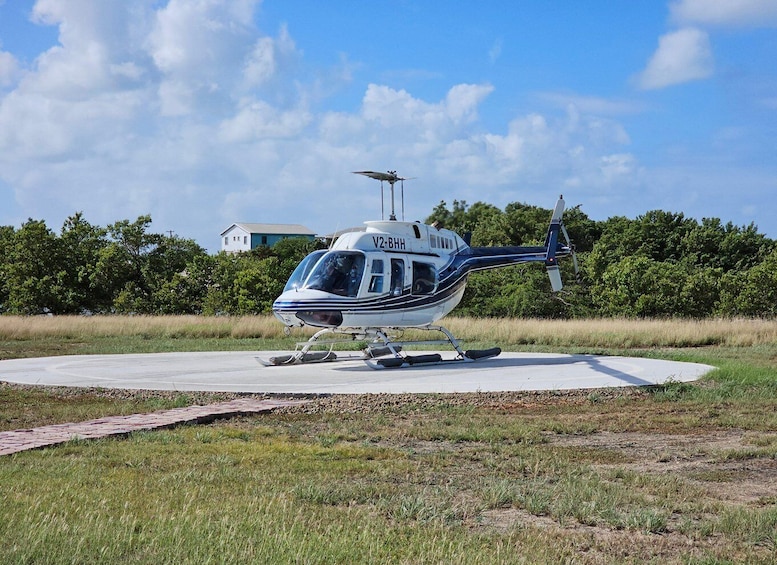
[550,429,777,506]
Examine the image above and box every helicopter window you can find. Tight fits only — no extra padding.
[368,259,384,293]
[368,275,383,293]
[412,262,437,295]
[283,250,327,292]
[413,225,421,238]
[304,251,365,297]
[390,259,404,296]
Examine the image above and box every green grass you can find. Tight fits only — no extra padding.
[2,316,777,563]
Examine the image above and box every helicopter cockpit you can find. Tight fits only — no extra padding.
[283,250,327,292]
[283,250,367,298]
[306,251,365,297]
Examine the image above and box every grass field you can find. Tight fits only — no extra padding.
[2,315,777,563]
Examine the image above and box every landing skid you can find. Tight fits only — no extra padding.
[256,325,501,369]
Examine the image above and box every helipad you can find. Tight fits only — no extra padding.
[0,351,714,394]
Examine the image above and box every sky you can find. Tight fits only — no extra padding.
[0,0,775,252]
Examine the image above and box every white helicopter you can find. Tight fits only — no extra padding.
[261,170,577,368]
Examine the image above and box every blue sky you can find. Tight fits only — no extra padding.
[1,0,775,252]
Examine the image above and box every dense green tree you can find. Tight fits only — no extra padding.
[153,254,217,315]
[57,213,110,313]
[146,236,206,312]
[426,199,471,234]
[199,237,326,315]
[89,216,206,314]
[4,220,62,314]
[0,225,15,312]
[679,267,722,318]
[1,200,775,319]
[718,248,777,317]
[470,207,509,246]
[718,223,774,272]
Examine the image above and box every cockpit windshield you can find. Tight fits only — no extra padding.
[303,251,366,297]
[283,250,326,292]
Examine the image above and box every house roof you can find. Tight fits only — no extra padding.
[220,222,316,237]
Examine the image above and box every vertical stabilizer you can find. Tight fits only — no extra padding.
[544,195,566,292]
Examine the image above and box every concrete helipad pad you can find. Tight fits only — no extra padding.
[0,351,714,394]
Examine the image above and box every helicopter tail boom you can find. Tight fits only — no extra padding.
[462,195,572,291]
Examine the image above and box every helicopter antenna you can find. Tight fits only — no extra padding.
[352,170,407,221]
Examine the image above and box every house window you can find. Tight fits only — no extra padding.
[244,236,247,244]
[261,235,268,245]
[224,237,228,246]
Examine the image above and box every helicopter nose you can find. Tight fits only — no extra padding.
[296,310,343,327]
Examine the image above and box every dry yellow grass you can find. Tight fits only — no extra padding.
[444,316,777,348]
[1,314,776,348]
[0,314,289,340]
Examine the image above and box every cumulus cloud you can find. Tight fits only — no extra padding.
[670,0,777,27]
[637,27,714,90]
[0,50,18,86]
[0,0,645,250]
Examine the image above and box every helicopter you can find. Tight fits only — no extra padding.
[260,170,577,368]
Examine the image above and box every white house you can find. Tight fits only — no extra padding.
[220,223,316,253]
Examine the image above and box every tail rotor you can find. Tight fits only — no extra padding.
[543,194,582,290]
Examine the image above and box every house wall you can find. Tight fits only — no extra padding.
[221,226,316,253]
[222,227,251,253]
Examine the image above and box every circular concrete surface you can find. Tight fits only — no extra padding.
[0,351,714,394]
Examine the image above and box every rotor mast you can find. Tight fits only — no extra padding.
[353,170,406,221]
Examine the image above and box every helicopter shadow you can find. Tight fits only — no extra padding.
[480,354,655,387]
[338,353,657,388]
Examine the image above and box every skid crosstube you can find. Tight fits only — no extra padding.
[257,325,501,369]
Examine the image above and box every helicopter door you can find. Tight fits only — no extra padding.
[412,261,437,295]
[390,259,404,296]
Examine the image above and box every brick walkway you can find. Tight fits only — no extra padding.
[0,398,307,456]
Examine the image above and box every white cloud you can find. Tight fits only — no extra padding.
[0,50,17,86]
[637,28,714,90]
[0,1,649,250]
[488,38,502,64]
[218,98,311,142]
[360,83,493,138]
[670,0,777,27]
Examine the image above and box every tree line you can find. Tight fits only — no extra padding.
[1,202,776,318]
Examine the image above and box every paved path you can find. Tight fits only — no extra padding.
[0,351,715,394]
[0,398,306,456]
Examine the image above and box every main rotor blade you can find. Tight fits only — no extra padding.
[352,171,404,183]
